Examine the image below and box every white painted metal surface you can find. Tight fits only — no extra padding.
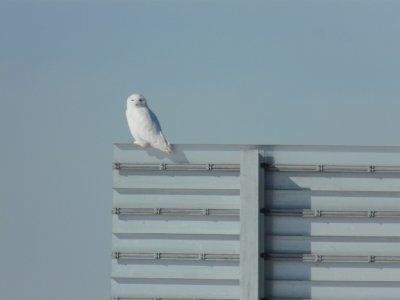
[262,145,400,300]
[112,145,241,300]
[112,144,400,300]
[240,150,265,300]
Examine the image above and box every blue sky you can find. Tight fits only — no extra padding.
[1,1,400,299]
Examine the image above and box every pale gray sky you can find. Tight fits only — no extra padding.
[1,1,400,299]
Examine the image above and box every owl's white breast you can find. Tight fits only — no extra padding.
[126,107,156,141]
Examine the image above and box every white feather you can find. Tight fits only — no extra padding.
[126,94,172,154]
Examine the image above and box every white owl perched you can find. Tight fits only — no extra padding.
[126,94,172,154]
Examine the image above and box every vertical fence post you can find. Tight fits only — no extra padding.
[240,150,265,300]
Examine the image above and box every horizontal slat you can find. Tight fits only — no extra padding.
[264,163,400,173]
[265,235,400,255]
[262,151,400,178]
[114,189,240,209]
[265,209,400,218]
[266,261,400,281]
[114,144,244,164]
[112,261,239,280]
[112,298,238,300]
[265,253,400,264]
[113,234,240,254]
[112,278,239,299]
[114,171,240,190]
[113,252,239,261]
[265,190,400,210]
[265,216,400,236]
[114,162,240,172]
[266,173,400,192]
[113,208,239,216]
[113,216,240,235]
[265,280,400,299]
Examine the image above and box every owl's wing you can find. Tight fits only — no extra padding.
[149,109,162,132]
[126,109,136,139]
[148,109,171,153]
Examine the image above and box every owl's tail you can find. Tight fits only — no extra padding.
[164,143,173,154]
[155,132,173,154]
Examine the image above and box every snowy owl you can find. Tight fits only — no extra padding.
[126,94,172,154]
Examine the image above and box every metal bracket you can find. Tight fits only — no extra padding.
[313,254,322,263]
[314,209,321,217]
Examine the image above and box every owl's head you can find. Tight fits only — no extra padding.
[127,94,147,108]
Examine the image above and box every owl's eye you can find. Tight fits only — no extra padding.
[139,99,143,102]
